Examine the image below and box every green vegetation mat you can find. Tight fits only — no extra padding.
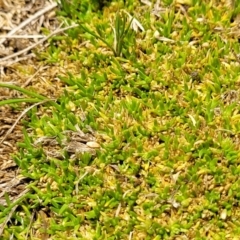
[1,0,240,239]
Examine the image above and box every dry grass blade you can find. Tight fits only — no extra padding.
[0,2,58,45]
[25,210,36,240]
[1,53,35,67]
[0,24,79,65]
[123,10,145,32]
[22,65,47,88]
[0,99,55,145]
[0,188,30,237]
[0,35,44,39]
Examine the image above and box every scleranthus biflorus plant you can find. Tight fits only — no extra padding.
[2,0,240,239]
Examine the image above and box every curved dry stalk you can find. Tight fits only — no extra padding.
[0,188,30,237]
[0,99,55,145]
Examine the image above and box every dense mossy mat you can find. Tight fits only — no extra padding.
[2,0,240,239]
